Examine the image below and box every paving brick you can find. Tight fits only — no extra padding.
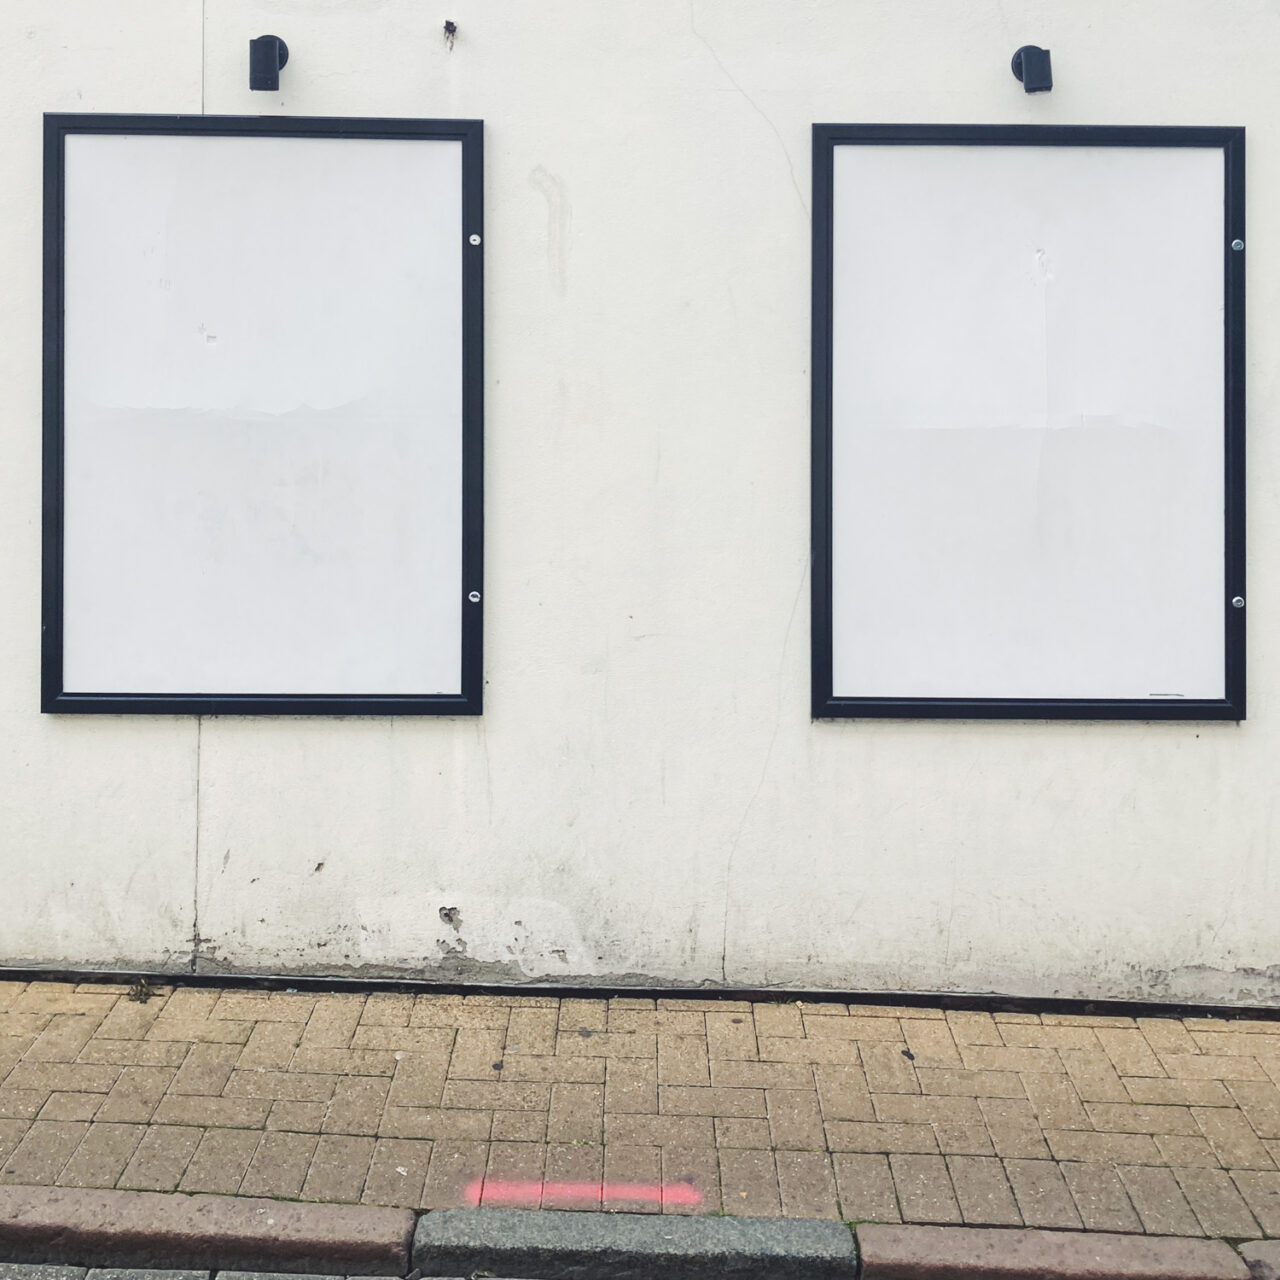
[657,1035,710,1086]
[559,998,608,1033]
[889,1153,961,1224]
[386,1051,449,1108]
[0,1121,30,1166]
[0,1092,46,1121]
[1021,1073,1090,1130]
[849,1005,944,1020]
[826,1121,937,1154]
[798,1001,850,1016]
[862,1043,919,1095]
[660,1085,765,1118]
[776,1150,839,1219]
[1060,1161,1143,1232]
[1186,1017,1280,1033]
[299,995,365,1048]
[1193,1031,1280,1058]
[351,1025,457,1054]
[804,1016,904,1043]
[152,1096,270,1130]
[55,1123,145,1188]
[993,1013,1042,1025]
[6,1064,118,1095]
[987,1126,1051,1159]
[1126,1076,1234,1106]
[490,1109,546,1141]
[752,1005,803,1039]
[541,1141,603,1210]
[1232,1170,1280,1233]
[239,1130,317,1199]
[0,1122,88,1185]
[706,1012,757,1061]
[604,1113,714,1147]
[77,1040,188,1068]
[1117,1164,1203,1235]
[945,1011,1001,1046]
[872,1094,981,1125]
[718,1146,781,1217]
[934,1123,994,1155]
[26,1014,105,1064]
[266,1100,326,1133]
[94,998,166,1042]
[445,1028,506,1081]
[412,1000,508,1030]
[360,994,413,1027]
[547,1082,602,1141]
[361,1137,432,1208]
[1137,1017,1200,1055]
[213,992,315,1024]
[504,1009,558,1057]
[1226,1079,1280,1138]
[421,1139,488,1208]
[501,1054,604,1084]
[147,1018,252,1045]
[709,1059,812,1089]
[170,1043,242,1096]
[301,1134,374,1203]
[766,1088,825,1149]
[1175,1165,1260,1237]
[714,1117,771,1148]
[178,1127,262,1194]
[1093,1028,1166,1078]
[998,1024,1101,1051]
[658,999,752,1012]
[1003,1158,1082,1228]
[94,1067,175,1124]
[1161,1053,1269,1081]
[237,1023,302,1071]
[318,1075,386,1136]
[480,1140,545,1208]
[977,1097,1038,1127]
[814,1065,874,1121]
[901,1020,962,1068]
[832,1152,900,1223]
[378,1107,491,1141]
[1045,1129,1164,1165]
[163,989,219,1020]
[440,1080,549,1112]
[756,1037,861,1065]
[1085,1101,1199,1135]
[947,1155,1021,1225]
[916,1068,1023,1097]
[603,1142,660,1213]
[1155,1134,1221,1167]
[661,1144,720,1215]
[36,1094,101,1123]
[959,1045,1064,1074]
[1060,1049,1129,1102]
[1194,1105,1276,1168]
[605,1059,656,1114]
[291,1046,399,1077]
[225,1069,336,1103]
[117,1125,202,1191]
[558,1031,658,1059]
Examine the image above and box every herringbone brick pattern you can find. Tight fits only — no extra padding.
[0,979,1278,1236]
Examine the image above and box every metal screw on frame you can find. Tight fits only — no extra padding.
[469,234,481,246]
[1232,240,1244,251]
[1232,596,1245,608]
[468,591,481,603]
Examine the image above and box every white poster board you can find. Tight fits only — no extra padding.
[45,117,483,714]
[813,126,1244,719]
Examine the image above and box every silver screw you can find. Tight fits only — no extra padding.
[469,233,481,246]
[1232,239,1244,251]
[468,590,481,603]
[1232,596,1245,608]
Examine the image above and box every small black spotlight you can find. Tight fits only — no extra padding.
[249,35,289,91]
[1011,45,1052,93]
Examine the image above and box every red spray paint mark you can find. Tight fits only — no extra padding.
[466,1178,702,1208]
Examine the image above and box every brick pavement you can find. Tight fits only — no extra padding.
[0,980,1277,1237]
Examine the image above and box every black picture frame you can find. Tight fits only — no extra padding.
[43,113,484,716]
[811,123,1245,721]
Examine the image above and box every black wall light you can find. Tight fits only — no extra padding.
[1011,45,1052,93]
[249,35,289,91]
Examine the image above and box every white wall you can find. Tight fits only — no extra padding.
[2,0,1277,1003]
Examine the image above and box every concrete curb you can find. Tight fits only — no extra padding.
[412,1207,859,1279]
[0,1188,413,1276]
[857,1223,1252,1280]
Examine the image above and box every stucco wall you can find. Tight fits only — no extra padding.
[3,0,1277,1003]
